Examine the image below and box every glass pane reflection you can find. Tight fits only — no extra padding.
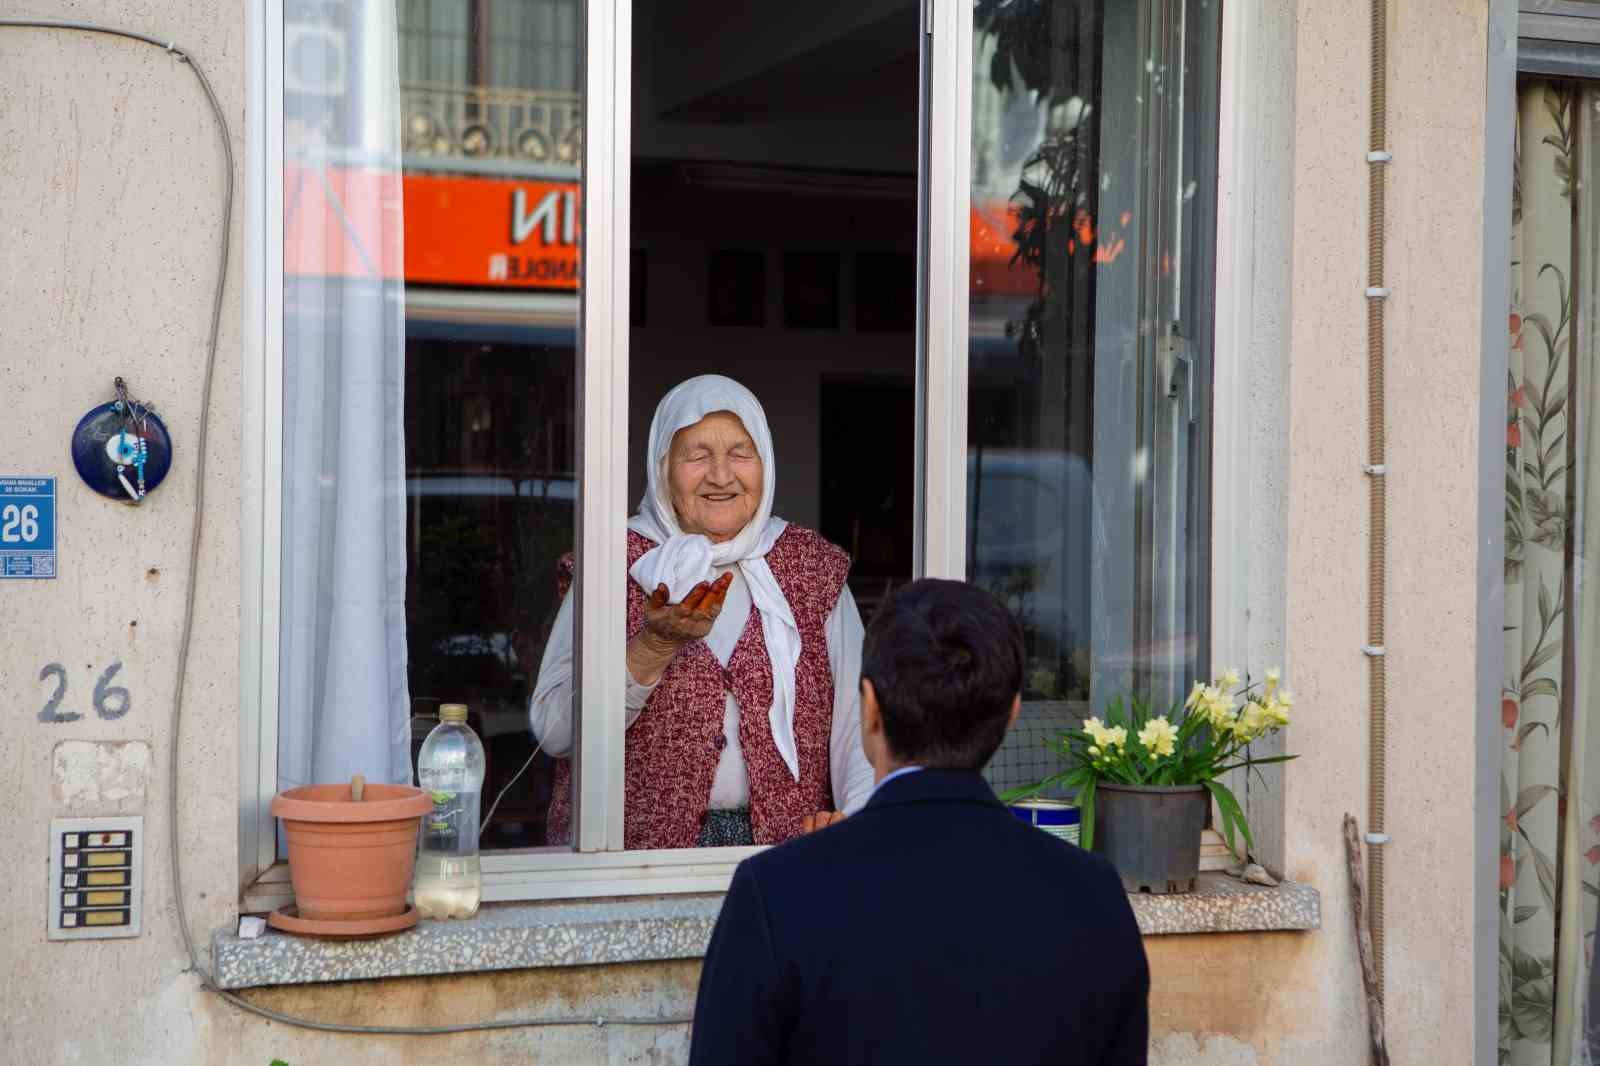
[970,0,1218,796]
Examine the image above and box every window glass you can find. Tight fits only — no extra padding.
[580,0,923,850]
[970,0,1219,796]
[281,0,582,850]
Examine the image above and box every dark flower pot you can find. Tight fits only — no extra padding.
[1094,781,1208,894]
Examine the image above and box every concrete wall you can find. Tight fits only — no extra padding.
[0,2,252,1061]
[0,0,1495,1063]
[1272,0,1491,1063]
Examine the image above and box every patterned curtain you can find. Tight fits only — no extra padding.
[1503,79,1600,1066]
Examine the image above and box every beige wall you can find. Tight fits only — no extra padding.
[0,2,249,1062]
[1274,0,1489,1063]
[0,0,1494,1063]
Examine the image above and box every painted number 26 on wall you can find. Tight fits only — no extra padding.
[1,504,41,542]
[38,662,131,724]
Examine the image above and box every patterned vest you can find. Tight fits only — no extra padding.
[546,526,850,850]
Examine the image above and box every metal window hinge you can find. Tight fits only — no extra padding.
[925,0,934,35]
[1159,322,1196,424]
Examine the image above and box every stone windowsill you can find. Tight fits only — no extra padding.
[212,874,1319,991]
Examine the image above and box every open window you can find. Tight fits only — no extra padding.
[245,0,1224,903]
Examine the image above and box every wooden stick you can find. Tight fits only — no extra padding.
[351,773,366,802]
[1344,814,1390,1066]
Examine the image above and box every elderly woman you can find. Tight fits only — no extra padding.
[530,375,874,849]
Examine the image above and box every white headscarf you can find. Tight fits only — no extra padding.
[628,375,804,781]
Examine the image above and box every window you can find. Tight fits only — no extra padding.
[275,0,582,859]
[245,0,1227,902]
[967,0,1221,798]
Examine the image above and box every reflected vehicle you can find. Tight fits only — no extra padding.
[968,448,1094,701]
[967,450,1193,704]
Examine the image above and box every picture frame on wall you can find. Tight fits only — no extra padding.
[708,249,765,326]
[783,251,840,329]
[854,252,916,332]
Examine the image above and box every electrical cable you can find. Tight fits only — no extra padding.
[0,19,693,1036]
[482,739,545,831]
[1363,0,1390,998]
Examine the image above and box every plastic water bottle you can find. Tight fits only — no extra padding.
[414,703,485,919]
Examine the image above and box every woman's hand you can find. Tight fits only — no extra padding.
[800,811,847,834]
[626,573,733,685]
[643,573,733,645]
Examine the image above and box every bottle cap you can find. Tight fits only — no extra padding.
[440,703,468,723]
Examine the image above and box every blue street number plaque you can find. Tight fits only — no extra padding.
[0,477,57,579]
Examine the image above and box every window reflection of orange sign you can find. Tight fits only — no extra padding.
[968,200,1133,298]
[970,201,1030,299]
[406,173,581,289]
[283,165,581,290]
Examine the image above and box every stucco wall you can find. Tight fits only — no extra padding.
[1276,0,1491,1063]
[0,0,1493,1063]
[0,2,252,1062]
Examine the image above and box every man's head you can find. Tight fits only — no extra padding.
[858,579,1024,775]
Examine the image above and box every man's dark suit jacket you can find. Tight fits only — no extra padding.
[688,768,1149,1065]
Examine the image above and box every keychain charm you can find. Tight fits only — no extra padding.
[72,377,173,505]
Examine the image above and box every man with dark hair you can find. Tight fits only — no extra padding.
[689,579,1149,1066]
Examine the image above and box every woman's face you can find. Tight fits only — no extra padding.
[667,411,764,543]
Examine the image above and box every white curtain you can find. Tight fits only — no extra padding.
[1503,79,1600,1066]
[278,0,411,793]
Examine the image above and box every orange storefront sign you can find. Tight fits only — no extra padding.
[285,165,581,290]
[405,173,580,289]
[285,167,1064,298]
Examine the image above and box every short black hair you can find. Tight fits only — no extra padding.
[860,579,1024,770]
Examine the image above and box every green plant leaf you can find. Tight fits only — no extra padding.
[1528,838,1559,911]
[1514,904,1541,924]
[1514,720,1551,749]
[1523,640,1562,683]
[1202,780,1250,857]
[1515,784,1557,818]
[1215,754,1299,773]
[1521,678,1558,703]
[998,769,1073,805]
[1077,778,1096,851]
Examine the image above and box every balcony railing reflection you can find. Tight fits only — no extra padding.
[401,83,582,176]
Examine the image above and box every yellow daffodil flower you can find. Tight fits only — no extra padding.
[1138,716,1179,758]
[1233,703,1269,742]
[1200,688,1235,731]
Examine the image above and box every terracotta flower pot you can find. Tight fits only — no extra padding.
[271,783,432,922]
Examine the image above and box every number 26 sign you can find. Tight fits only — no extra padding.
[0,477,57,579]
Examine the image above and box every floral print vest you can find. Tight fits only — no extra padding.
[546,526,850,849]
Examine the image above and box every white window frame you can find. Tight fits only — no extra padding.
[241,0,1267,907]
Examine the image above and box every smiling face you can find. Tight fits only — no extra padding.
[666,411,764,543]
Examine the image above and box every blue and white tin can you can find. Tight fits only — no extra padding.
[1010,799,1081,846]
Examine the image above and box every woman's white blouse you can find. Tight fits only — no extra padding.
[528,566,875,816]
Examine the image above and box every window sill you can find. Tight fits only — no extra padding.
[215,875,1318,991]
[1130,872,1320,935]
